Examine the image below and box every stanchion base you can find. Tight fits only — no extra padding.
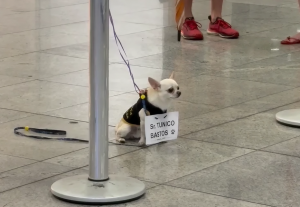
[51,174,146,204]
[276,109,300,127]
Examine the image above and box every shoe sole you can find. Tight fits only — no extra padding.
[181,33,203,40]
[207,30,239,39]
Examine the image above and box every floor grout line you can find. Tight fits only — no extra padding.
[162,183,276,207]
[179,97,300,137]
[164,150,258,186]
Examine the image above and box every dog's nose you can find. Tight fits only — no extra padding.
[177,91,181,97]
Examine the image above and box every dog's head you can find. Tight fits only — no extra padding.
[148,72,181,100]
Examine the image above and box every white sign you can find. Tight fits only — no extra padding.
[145,112,179,145]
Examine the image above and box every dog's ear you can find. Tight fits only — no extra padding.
[148,77,161,90]
[169,71,175,79]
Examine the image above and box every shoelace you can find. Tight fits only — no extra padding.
[216,18,232,29]
[184,20,202,30]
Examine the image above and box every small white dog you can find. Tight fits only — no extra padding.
[115,73,181,146]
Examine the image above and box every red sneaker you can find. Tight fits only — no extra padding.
[181,17,203,40]
[207,16,239,39]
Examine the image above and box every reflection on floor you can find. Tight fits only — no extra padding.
[1,0,300,206]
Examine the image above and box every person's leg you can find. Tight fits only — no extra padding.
[184,0,194,18]
[281,0,300,44]
[210,0,223,22]
[180,0,203,40]
[207,0,239,38]
[291,0,300,38]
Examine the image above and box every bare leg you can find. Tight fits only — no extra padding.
[184,0,194,18]
[289,0,300,39]
[138,110,146,146]
[211,0,223,22]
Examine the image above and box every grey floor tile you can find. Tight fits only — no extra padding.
[44,102,90,122]
[0,115,114,160]
[208,50,300,87]
[0,23,88,58]
[0,137,86,161]
[109,20,164,36]
[263,136,300,157]
[279,2,299,9]
[108,33,175,63]
[226,0,294,6]
[0,109,32,124]
[0,154,36,173]
[41,43,89,59]
[95,139,252,183]
[114,7,175,27]
[44,33,174,63]
[39,0,88,10]
[264,100,300,116]
[184,112,300,149]
[178,88,300,136]
[246,24,300,43]
[171,100,218,120]
[0,80,88,113]
[0,75,32,87]
[0,4,89,34]
[168,151,300,207]
[204,36,291,63]
[0,7,21,18]
[110,0,174,16]
[0,169,157,207]
[128,47,235,72]
[255,6,300,24]
[178,106,258,136]
[44,144,140,168]
[0,162,73,193]
[37,22,89,50]
[179,75,291,107]
[0,0,88,11]
[231,88,300,114]
[43,64,195,90]
[109,185,269,207]
[0,52,88,79]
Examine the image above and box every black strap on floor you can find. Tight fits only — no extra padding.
[14,127,89,143]
[13,126,146,146]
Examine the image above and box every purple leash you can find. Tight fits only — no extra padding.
[109,10,141,94]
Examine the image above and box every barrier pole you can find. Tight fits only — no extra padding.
[50,0,145,204]
[276,109,300,127]
[88,0,109,182]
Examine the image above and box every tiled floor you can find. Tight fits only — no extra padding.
[0,0,300,206]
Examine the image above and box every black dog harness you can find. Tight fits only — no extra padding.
[123,91,167,126]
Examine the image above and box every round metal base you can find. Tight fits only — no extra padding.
[51,175,146,204]
[276,109,300,127]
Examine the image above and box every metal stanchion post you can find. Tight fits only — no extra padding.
[50,0,146,204]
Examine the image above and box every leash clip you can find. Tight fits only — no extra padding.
[140,90,149,116]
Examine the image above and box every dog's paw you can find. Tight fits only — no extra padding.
[117,138,126,144]
[138,140,145,146]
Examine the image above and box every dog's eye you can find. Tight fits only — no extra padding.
[168,88,174,93]
[177,86,179,90]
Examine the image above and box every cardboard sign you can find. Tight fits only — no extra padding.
[145,112,179,145]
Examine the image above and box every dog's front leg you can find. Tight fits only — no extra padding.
[138,110,146,146]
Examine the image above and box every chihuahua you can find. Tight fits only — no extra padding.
[115,72,181,146]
